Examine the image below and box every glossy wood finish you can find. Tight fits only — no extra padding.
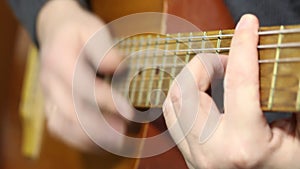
[166,0,234,31]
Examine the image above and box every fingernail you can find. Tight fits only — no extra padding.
[236,14,254,30]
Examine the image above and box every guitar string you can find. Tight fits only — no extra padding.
[113,57,300,92]
[120,42,300,58]
[117,86,294,93]
[116,77,298,96]
[117,28,300,45]
[110,28,300,103]
[120,57,300,70]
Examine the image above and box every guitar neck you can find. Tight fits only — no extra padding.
[113,24,300,113]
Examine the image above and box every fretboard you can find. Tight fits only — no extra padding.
[112,24,300,113]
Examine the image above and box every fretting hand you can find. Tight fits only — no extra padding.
[163,14,300,169]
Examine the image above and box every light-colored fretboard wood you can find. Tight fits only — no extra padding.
[114,24,300,113]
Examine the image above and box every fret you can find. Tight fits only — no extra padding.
[216,30,222,54]
[115,24,300,113]
[129,36,141,104]
[145,35,160,107]
[267,25,284,110]
[117,38,132,97]
[116,38,134,98]
[124,37,132,56]
[172,33,181,74]
[155,35,169,106]
[137,36,150,105]
[118,27,300,48]
[168,33,181,90]
[123,38,132,99]
[185,32,193,63]
[118,37,126,53]
[201,31,207,53]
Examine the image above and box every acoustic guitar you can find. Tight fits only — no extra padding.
[90,0,235,168]
[98,21,300,169]
[20,0,300,169]
[89,0,300,168]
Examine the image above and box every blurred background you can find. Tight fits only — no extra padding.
[0,1,128,169]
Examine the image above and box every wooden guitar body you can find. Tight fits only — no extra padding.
[90,0,234,168]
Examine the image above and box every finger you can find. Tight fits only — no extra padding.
[83,26,123,74]
[47,103,96,151]
[44,74,129,151]
[95,78,134,120]
[165,53,225,141]
[224,14,265,127]
[42,74,77,122]
[42,76,96,151]
[188,53,227,91]
[162,98,193,161]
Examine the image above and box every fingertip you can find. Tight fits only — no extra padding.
[98,48,123,73]
[236,14,259,31]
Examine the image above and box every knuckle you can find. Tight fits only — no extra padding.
[169,83,181,103]
[47,118,61,136]
[228,145,259,168]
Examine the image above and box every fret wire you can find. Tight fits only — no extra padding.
[120,38,135,97]
[268,25,284,110]
[113,26,300,112]
[115,40,127,97]
[117,28,300,45]
[129,36,141,103]
[155,37,169,106]
[120,57,300,72]
[167,33,181,91]
[201,31,207,54]
[128,42,300,57]
[119,37,126,51]
[170,33,181,85]
[146,34,160,107]
[137,36,147,105]
[216,30,222,54]
[124,38,131,56]
[119,84,296,93]
[185,32,193,63]
[120,41,300,51]
[124,37,136,97]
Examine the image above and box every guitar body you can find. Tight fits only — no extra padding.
[90,0,234,168]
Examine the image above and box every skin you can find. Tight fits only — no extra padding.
[163,14,300,168]
[37,0,132,151]
[37,0,300,167]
